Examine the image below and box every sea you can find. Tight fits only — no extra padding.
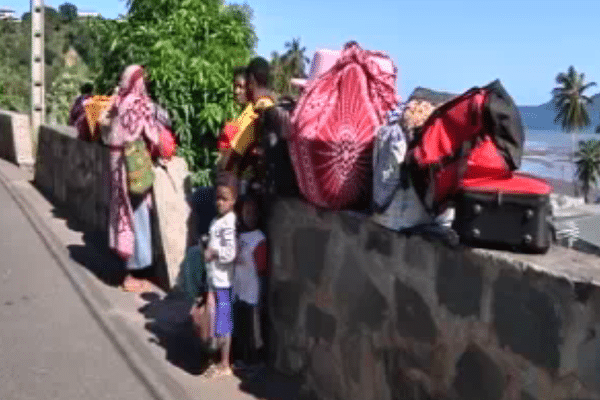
[520,129,600,182]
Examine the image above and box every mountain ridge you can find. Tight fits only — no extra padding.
[518,93,600,133]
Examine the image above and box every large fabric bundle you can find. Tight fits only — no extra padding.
[289,42,399,210]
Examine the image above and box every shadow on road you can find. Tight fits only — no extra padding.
[67,232,126,287]
[29,183,127,287]
[138,292,212,376]
[137,292,302,399]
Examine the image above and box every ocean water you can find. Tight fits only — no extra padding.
[520,129,600,181]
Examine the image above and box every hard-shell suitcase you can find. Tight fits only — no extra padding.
[452,173,553,253]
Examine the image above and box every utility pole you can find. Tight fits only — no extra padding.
[30,0,45,146]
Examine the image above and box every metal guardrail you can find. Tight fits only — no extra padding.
[554,220,580,248]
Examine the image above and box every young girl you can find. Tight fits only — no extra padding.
[203,172,238,377]
[232,196,267,375]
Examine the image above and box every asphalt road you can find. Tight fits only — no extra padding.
[0,180,155,400]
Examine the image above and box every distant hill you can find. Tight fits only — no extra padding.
[518,93,600,133]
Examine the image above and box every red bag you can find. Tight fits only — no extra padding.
[407,80,524,214]
[289,42,399,210]
[158,127,177,160]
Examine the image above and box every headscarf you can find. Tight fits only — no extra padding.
[105,65,160,148]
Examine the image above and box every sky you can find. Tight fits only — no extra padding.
[4,0,600,106]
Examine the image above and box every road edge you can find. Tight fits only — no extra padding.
[0,166,193,400]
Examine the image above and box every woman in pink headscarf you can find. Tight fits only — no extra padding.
[101,65,163,292]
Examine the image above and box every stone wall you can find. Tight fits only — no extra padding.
[268,199,600,400]
[34,124,109,234]
[0,110,34,167]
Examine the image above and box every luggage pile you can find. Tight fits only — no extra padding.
[281,41,553,254]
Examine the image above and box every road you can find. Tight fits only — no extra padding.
[0,179,155,400]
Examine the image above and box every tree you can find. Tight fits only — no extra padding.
[58,3,78,23]
[47,66,88,124]
[3,8,109,115]
[270,37,309,98]
[95,0,257,186]
[552,66,597,195]
[574,139,600,203]
[283,38,309,79]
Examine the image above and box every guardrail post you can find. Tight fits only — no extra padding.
[30,0,45,151]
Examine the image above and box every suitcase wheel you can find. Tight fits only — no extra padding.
[525,209,534,220]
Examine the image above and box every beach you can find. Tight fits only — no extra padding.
[522,133,600,203]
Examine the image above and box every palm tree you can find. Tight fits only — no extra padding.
[269,38,309,98]
[552,66,597,196]
[283,37,310,80]
[574,139,600,203]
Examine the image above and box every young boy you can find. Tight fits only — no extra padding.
[232,196,267,376]
[204,172,238,377]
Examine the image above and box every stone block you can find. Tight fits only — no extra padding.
[394,278,437,343]
[70,140,97,227]
[383,347,433,400]
[335,250,389,331]
[340,334,362,385]
[95,145,110,232]
[404,234,436,271]
[577,323,600,393]
[308,344,344,400]
[338,211,363,236]
[351,276,389,331]
[293,227,331,284]
[493,273,561,370]
[305,304,337,344]
[52,134,69,204]
[34,127,53,195]
[271,280,303,326]
[453,345,505,400]
[436,249,483,317]
[364,225,393,257]
[0,111,34,166]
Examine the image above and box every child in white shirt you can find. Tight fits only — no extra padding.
[232,196,267,374]
[204,172,238,377]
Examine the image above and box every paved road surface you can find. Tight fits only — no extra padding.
[0,180,155,400]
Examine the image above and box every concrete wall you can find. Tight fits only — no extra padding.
[268,199,600,400]
[34,124,109,234]
[0,110,34,167]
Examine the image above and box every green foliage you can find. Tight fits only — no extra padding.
[1,7,104,119]
[47,66,89,125]
[575,139,600,203]
[95,0,257,186]
[552,66,596,132]
[58,3,78,23]
[0,20,30,112]
[552,66,597,195]
[270,37,309,98]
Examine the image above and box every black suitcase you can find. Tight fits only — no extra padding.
[452,174,553,254]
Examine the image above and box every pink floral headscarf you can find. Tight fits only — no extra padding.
[105,65,160,147]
